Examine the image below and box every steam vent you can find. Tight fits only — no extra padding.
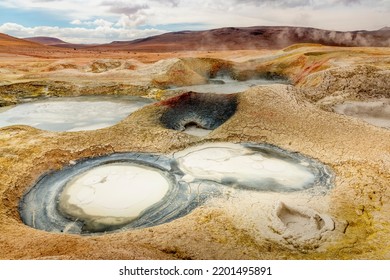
[0,31,390,260]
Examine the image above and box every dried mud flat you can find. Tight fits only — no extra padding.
[0,44,389,260]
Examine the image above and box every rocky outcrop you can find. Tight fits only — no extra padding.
[298,65,390,110]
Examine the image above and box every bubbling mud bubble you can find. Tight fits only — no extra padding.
[0,96,153,132]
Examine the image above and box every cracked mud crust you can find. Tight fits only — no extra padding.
[0,46,389,260]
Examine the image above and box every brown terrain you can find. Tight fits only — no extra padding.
[0,27,389,260]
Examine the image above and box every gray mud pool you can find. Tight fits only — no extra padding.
[169,77,289,94]
[0,96,153,132]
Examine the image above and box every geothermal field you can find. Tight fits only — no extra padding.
[0,26,389,260]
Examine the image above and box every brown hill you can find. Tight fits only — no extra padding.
[0,33,44,48]
[90,26,390,52]
[24,36,68,46]
[24,37,100,49]
[0,33,73,58]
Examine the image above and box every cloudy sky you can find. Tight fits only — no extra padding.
[0,0,388,44]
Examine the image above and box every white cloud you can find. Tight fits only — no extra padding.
[99,2,151,28]
[94,19,114,28]
[115,14,148,28]
[102,2,150,15]
[70,19,82,25]
[70,19,114,28]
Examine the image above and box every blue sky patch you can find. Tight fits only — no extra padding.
[0,7,71,27]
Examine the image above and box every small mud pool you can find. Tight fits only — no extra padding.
[170,77,289,94]
[0,96,153,132]
[173,143,333,192]
[333,99,390,129]
[19,143,333,234]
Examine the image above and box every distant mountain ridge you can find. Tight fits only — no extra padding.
[90,26,390,52]
[1,25,389,54]
[23,36,98,49]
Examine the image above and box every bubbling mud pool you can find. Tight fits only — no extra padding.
[333,99,390,129]
[19,143,333,234]
[169,77,289,94]
[0,96,153,132]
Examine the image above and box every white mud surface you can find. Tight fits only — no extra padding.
[59,163,170,230]
[0,96,152,131]
[182,125,212,137]
[174,143,321,191]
